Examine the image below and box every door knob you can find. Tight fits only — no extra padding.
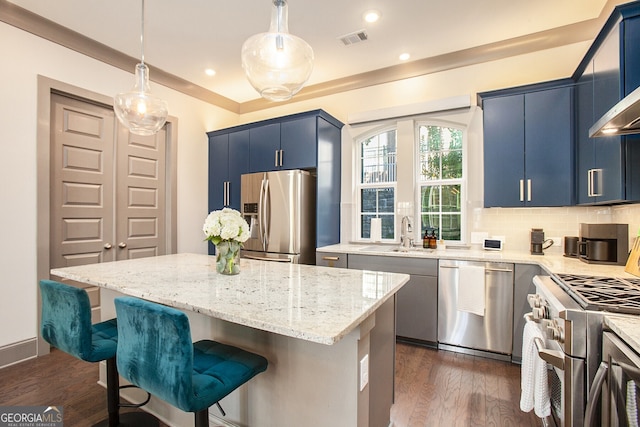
[118,242,127,248]
[104,243,113,249]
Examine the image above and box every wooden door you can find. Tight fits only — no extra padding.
[50,94,116,268]
[115,127,167,259]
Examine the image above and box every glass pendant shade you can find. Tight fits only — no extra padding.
[241,0,314,101]
[114,63,168,136]
[114,0,168,136]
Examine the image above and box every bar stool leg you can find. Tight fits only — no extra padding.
[106,358,120,427]
[195,409,209,427]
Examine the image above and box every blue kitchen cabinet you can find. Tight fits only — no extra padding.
[483,94,525,207]
[249,123,280,172]
[208,110,344,250]
[249,115,317,172]
[573,4,640,204]
[280,115,317,169]
[482,85,574,207]
[207,130,250,254]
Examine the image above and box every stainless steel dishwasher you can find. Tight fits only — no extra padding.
[438,259,514,358]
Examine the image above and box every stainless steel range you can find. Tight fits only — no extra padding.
[528,273,640,427]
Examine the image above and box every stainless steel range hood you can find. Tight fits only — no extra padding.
[590,85,640,137]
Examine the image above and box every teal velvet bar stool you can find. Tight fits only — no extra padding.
[114,296,269,427]
[39,280,157,427]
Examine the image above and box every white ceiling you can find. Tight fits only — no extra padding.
[8,0,613,103]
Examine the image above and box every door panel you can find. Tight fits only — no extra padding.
[116,127,166,260]
[51,94,115,268]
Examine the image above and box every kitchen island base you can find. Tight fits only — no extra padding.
[100,288,395,427]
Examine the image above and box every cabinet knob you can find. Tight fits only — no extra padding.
[118,242,127,249]
[104,243,112,250]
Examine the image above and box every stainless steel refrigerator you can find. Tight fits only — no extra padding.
[240,170,316,264]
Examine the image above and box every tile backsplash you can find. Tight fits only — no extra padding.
[474,204,640,253]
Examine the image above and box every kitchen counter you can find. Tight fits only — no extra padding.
[51,253,408,345]
[318,243,636,278]
[604,314,640,352]
[51,253,408,427]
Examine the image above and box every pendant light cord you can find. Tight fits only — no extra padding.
[140,0,145,65]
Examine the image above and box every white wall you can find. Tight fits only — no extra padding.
[0,22,238,349]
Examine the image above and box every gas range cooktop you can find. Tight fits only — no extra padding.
[553,273,640,314]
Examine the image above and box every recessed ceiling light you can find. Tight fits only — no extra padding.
[205,68,216,77]
[363,10,380,23]
[399,53,410,61]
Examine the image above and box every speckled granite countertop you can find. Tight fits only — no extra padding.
[318,243,636,278]
[605,315,640,352]
[51,253,409,345]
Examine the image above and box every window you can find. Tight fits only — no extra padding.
[357,129,397,240]
[417,124,463,241]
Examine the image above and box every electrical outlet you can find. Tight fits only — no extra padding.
[360,354,369,391]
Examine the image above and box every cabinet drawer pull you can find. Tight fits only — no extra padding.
[274,150,279,167]
[527,179,532,202]
[322,256,340,261]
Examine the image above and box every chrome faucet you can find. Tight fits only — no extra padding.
[400,216,413,250]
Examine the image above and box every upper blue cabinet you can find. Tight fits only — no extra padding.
[249,114,320,172]
[481,2,640,207]
[480,83,574,207]
[573,3,640,204]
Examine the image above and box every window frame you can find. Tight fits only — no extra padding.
[414,121,467,243]
[355,125,398,242]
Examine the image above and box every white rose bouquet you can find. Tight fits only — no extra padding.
[203,208,250,274]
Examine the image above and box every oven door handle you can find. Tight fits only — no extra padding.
[533,337,565,369]
[584,361,608,427]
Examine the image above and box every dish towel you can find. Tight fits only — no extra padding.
[520,320,551,418]
[457,265,485,316]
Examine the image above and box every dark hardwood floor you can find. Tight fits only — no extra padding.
[0,348,168,426]
[391,343,541,427]
[0,343,539,426]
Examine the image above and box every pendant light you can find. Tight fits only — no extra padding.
[114,0,168,136]
[241,0,314,101]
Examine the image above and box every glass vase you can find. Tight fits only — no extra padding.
[215,241,241,275]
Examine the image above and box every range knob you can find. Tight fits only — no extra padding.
[532,306,547,320]
[527,293,542,308]
[546,320,564,343]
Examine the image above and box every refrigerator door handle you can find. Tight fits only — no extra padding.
[258,178,266,250]
[263,178,270,247]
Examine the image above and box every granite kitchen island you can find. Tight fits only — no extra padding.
[51,253,409,427]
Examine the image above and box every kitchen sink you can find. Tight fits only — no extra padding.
[358,245,397,252]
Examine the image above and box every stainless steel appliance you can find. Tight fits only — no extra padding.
[240,170,316,264]
[585,331,640,426]
[438,260,514,359]
[528,273,640,427]
[579,223,629,266]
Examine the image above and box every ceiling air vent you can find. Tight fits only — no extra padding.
[338,30,368,46]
